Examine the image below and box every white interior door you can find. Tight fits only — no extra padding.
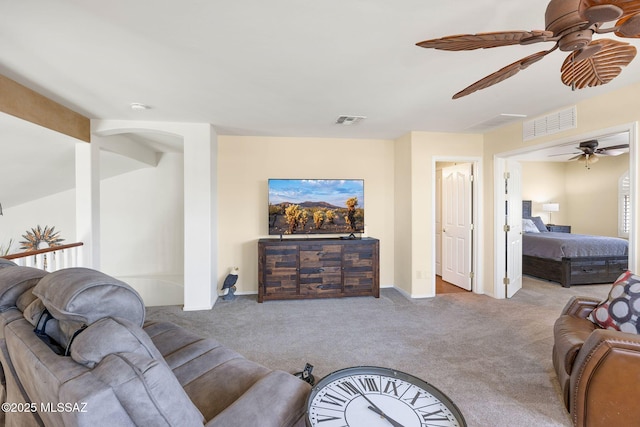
[505,160,523,298]
[442,163,472,290]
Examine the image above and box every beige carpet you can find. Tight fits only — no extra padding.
[146,276,611,427]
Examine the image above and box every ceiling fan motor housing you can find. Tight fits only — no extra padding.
[559,30,593,51]
[546,0,594,51]
[580,139,599,152]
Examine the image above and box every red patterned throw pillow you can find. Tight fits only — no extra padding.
[590,271,640,333]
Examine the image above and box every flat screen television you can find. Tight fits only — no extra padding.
[268,179,364,235]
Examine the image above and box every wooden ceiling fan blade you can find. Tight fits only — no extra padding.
[568,154,584,161]
[416,30,553,51]
[561,39,637,89]
[452,67,519,99]
[611,0,640,18]
[452,49,554,99]
[615,13,640,37]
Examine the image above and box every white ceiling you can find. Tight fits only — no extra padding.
[1,0,639,208]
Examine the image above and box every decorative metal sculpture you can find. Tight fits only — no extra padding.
[19,225,64,251]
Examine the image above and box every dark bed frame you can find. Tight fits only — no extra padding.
[522,200,628,288]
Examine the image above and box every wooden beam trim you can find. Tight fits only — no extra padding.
[0,74,90,142]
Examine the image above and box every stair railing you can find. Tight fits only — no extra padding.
[2,242,84,272]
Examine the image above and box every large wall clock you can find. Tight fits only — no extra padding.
[306,366,466,427]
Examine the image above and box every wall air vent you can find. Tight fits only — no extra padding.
[336,115,366,125]
[523,106,577,141]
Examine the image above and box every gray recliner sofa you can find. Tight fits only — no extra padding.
[0,261,310,426]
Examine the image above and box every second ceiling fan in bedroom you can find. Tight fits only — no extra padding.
[416,0,640,99]
[552,139,630,168]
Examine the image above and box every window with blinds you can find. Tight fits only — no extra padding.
[619,171,630,238]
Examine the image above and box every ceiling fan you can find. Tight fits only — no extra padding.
[552,139,629,167]
[416,0,640,99]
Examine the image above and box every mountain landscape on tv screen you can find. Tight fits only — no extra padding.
[268,179,364,235]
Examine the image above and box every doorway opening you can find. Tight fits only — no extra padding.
[493,124,637,299]
[435,161,477,295]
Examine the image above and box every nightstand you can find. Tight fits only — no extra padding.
[547,224,571,233]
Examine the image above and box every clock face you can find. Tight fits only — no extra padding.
[306,366,466,427]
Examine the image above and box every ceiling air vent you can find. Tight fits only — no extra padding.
[465,113,527,132]
[523,106,577,141]
[336,115,366,125]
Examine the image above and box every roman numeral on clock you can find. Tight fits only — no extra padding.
[358,377,379,392]
[334,377,380,395]
[420,408,449,422]
[316,414,345,424]
[405,390,423,406]
[404,389,438,407]
[383,380,400,396]
[319,393,346,407]
[335,380,360,396]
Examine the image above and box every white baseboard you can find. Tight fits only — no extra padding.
[183,304,214,311]
[391,284,433,299]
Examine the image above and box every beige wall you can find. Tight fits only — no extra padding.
[217,135,395,295]
[522,162,568,225]
[564,154,629,236]
[219,132,484,298]
[484,81,640,297]
[523,155,629,236]
[393,133,413,296]
[395,132,483,297]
